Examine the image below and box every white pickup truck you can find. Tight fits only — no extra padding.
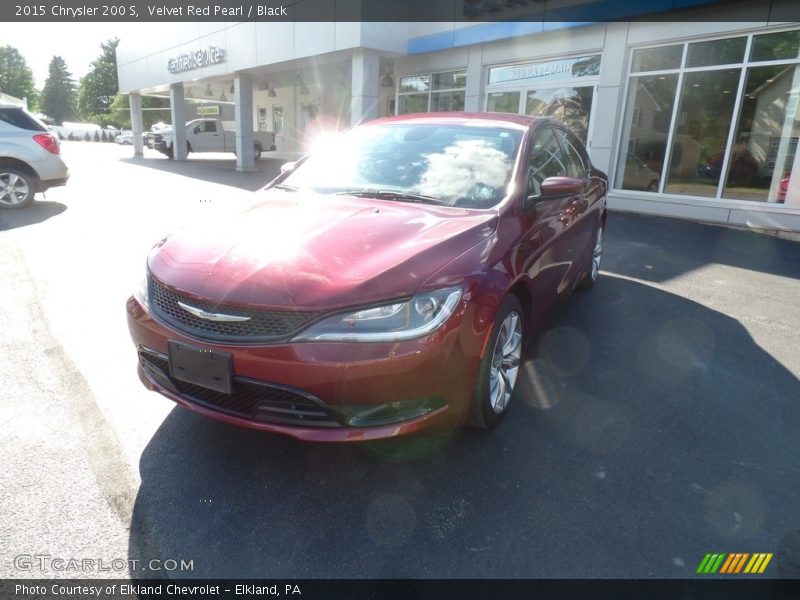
[153,118,275,160]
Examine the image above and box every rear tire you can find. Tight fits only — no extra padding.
[469,294,524,430]
[0,167,36,209]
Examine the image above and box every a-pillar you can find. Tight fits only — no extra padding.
[351,48,379,125]
[234,72,255,171]
[129,92,144,156]
[169,83,188,161]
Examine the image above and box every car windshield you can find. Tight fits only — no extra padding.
[279,123,523,208]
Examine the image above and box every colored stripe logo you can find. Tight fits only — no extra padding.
[696,553,773,574]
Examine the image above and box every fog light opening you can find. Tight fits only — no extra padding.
[342,397,445,427]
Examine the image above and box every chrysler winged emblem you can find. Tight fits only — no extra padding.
[177,301,251,322]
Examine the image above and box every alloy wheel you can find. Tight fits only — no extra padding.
[0,172,30,206]
[591,227,604,281]
[489,311,522,414]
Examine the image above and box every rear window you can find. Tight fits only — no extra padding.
[0,108,46,132]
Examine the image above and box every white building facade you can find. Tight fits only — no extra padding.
[116,5,800,232]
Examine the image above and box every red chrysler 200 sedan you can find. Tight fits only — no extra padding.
[126,113,607,442]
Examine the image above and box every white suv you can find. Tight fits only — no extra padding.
[0,105,69,209]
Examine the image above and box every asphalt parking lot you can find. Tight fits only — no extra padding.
[1,141,799,579]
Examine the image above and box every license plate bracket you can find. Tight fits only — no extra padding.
[167,340,233,395]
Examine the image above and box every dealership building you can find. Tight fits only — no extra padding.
[116,0,800,232]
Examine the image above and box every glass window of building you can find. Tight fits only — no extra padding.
[616,28,800,204]
[398,71,466,114]
[751,30,800,62]
[686,38,747,67]
[487,91,521,113]
[724,64,800,201]
[631,44,683,72]
[664,69,740,197]
[616,74,679,192]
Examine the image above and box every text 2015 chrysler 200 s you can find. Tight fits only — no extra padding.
[126,113,607,442]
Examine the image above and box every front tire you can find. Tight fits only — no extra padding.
[0,167,36,209]
[578,223,604,290]
[469,294,524,430]
[254,144,262,160]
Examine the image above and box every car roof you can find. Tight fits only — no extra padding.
[0,104,25,110]
[366,112,540,131]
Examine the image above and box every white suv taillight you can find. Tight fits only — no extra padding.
[33,133,60,155]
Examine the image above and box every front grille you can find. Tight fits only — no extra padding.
[149,276,320,343]
[139,349,340,427]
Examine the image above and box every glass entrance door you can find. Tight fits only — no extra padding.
[523,86,595,145]
[486,85,596,146]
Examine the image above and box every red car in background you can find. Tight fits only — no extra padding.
[126,113,607,441]
[777,173,790,203]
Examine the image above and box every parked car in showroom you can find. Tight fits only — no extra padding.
[127,112,607,441]
[622,152,659,191]
[0,104,69,208]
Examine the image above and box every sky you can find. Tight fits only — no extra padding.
[3,23,164,89]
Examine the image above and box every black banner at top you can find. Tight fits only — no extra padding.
[2,0,799,22]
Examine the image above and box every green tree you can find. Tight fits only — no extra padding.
[0,46,38,108]
[40,56,77,125]
[108,92,171,129]
[77,38,119,124]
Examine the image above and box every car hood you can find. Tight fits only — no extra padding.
[148,191,497,310]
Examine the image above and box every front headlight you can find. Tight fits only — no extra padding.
[134,265,150,310]
[292,286,462,342]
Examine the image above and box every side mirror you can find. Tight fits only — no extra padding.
[192,126,201,134]
[540,176,584,197]
[280,161,297,174]
[523,176,584,209]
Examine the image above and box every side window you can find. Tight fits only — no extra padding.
[0,108,46,132]
[202,121,217,133]
[528,127,567,195]
[557,129,587,178]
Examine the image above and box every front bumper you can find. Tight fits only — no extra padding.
[126,296,494,442]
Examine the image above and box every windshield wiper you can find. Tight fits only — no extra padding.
[271,183,299,192]
[333,189,451,206]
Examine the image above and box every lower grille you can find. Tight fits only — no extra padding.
[139,349,340,428]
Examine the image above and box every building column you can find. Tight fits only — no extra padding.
[351,48,379,125]
[169,83,188,161]
[464,46,483,112]
[234,72,255,171]
[591,21,631,178]
[129,92,144,157]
